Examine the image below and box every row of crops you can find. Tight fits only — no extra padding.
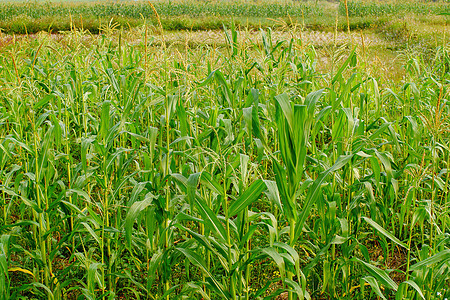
[0,1,449,35]
[339,1,450,17]
[0,1,321,21]
[1,0,449,22]
[0,26,449,299]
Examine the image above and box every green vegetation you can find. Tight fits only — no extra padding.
[0,1,319,18]
[0,0,323,33]
[341,0,450,17]
[0,1,449,300]
[0,0,448,34]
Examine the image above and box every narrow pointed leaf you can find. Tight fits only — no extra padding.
[229,179,265,216]
[410,249,450,270]
[362,276,387,300]
[363,217,408,249]
[176,247,227,298]
[125,194,155,248]
[355,258,398,291]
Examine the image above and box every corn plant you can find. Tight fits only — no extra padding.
[0,18,449,300]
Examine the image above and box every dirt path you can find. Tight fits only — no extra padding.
[150,29,387,49]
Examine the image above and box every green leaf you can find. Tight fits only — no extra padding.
[182,282,212,300]
[362,217,408,249]
[275,93,293,131]
[362,276,386,300]
[263,180,282,211]
[274,241,305,288]
[284,278,305,300]
[81,222,101,246]
[0,187,42,214]
[200,172,224,197]
[87,262,103,294]
[409,249,450,271]
[125,194,155,248]
[397,280,425,300]
[187,172,201,210]
[295,154,354,241]
[304,89,324,116]
[272,159,296,221]
[34,94,53,110]
[99,101,111,141]
[176,247,227,299]
[229,179,265,216]
[215,70,232,106]
[332,49,356,84]
[355,258,398,291]
[259,247,285,280]
[194,195,227,243]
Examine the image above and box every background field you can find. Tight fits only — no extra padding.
[0,1,449,300]
[0,0,449,33]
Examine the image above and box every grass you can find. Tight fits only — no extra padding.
[0,1,449,300]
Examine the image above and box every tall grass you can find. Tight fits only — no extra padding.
[0,24,449,299]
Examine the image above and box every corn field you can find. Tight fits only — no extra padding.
[0,1,320,21]
[0,0,449,35]
[0,23,449,299]
[340,1,450,17]
[0,0,323,34]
